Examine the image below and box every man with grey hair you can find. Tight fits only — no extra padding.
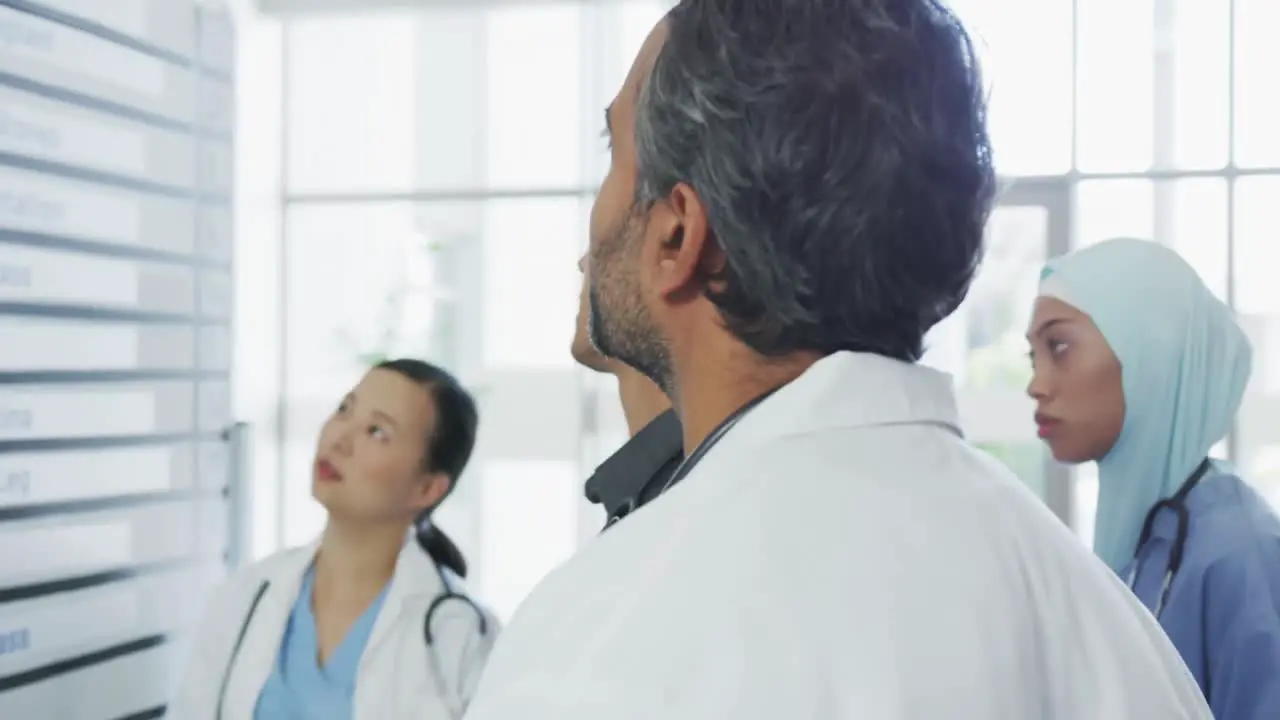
[462,2,1212,718]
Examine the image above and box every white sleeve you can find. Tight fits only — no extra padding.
[165,574,250,720]
[431,600,502,711]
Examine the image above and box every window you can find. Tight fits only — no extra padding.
[583,0,672,186]
[479,460,581,620]
[1166,179,1228,301]
[1234,0,1280,167]
[1170,0,1231,170]
[1075,180,1154,248]
[285,12,420,193]
[1074,179,1228,299]
[232,10,286,559]
[480,197,588,370]
[284,4,587,193]
[285,203,445,395]
[485,4,585,189]
[1075,0,1155,172]
[1232,176,1280,507]
[949,0,1073,176]
[927,201,1052,502]
[1074,463,1099,547]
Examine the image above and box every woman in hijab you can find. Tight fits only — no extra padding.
[1026,237,1280,719]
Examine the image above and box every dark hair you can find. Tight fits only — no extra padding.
[633,0,996,361]
[375,358,478,578]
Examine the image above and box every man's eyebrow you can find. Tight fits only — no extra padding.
[603,105,613,136]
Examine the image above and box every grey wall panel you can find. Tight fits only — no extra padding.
[197,267,231,319]
[26,0,199,57]
[194,74,231,134]
[196,380,229,432]
[0,443,197,506]
[197,140,232,193]
[0,500,205,588]
[0,381,196,440]
[198,323,230,371]
[196,439,225,490]
[0,84,195,188]
[0,241,196,314]
[196,203,231,262]
[0,2,233,715]
[196,4,232,75]
[0,644,175,720]
[0,565,203,679]
[0,317,195,371]
[0,6,194,122]
[0,165,196,256]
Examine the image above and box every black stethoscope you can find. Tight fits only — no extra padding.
[215,560,489,720]
[603,388,778,530]
[1123,458,1212,618]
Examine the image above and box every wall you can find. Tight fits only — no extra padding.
[0,1,235,717]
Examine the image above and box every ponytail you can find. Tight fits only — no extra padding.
[415,514,467,579]
[373,359,477,581]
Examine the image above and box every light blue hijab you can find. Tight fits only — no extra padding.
[1038,237,1253,572]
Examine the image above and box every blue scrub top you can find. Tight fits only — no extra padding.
[1124,468,1280,719]
[254,567,390,720]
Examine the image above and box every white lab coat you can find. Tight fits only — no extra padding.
[168,538,498,720]
[463,352,1212,719]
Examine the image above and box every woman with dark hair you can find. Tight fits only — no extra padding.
[169,359,498,720]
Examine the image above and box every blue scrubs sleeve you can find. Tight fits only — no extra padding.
[1204,553,1280,720]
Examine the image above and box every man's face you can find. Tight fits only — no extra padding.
[571,255,611,372]
[586,22,674,392]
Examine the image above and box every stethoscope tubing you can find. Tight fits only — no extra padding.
[1124,459,1212,618]
[216,562,487,720]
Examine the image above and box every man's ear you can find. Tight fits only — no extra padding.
[651,182,717,300]
[416,472,453,513]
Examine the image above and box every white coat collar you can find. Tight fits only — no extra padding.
[734,351,962,441]
[223,533,447,718]
[263,532,446,609]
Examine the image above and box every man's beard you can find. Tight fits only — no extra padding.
[587,216,674,395]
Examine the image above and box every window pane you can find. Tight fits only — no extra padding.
[479,460,580,620]
[486,4,584,189]
[949,0,1073,176]
[1235,0,1280,167]
[1073,464,1098,547]
[1075,180,1154,248]
[1076,0,1155,172]
[584,1,672,186]
[285,13,420,192]
[927,203,1048,499]
[1233,176,1280,506]
[981,442,1048,500]
[285,203,447,395]
[1169,0,1230,169]
[481,197,586,371]
[285,197,584,373]
[285,4,586,193]
[1164,179,1228,301]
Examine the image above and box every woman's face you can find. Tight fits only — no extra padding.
[1026,296,1126,464]
[312,368,449,525]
